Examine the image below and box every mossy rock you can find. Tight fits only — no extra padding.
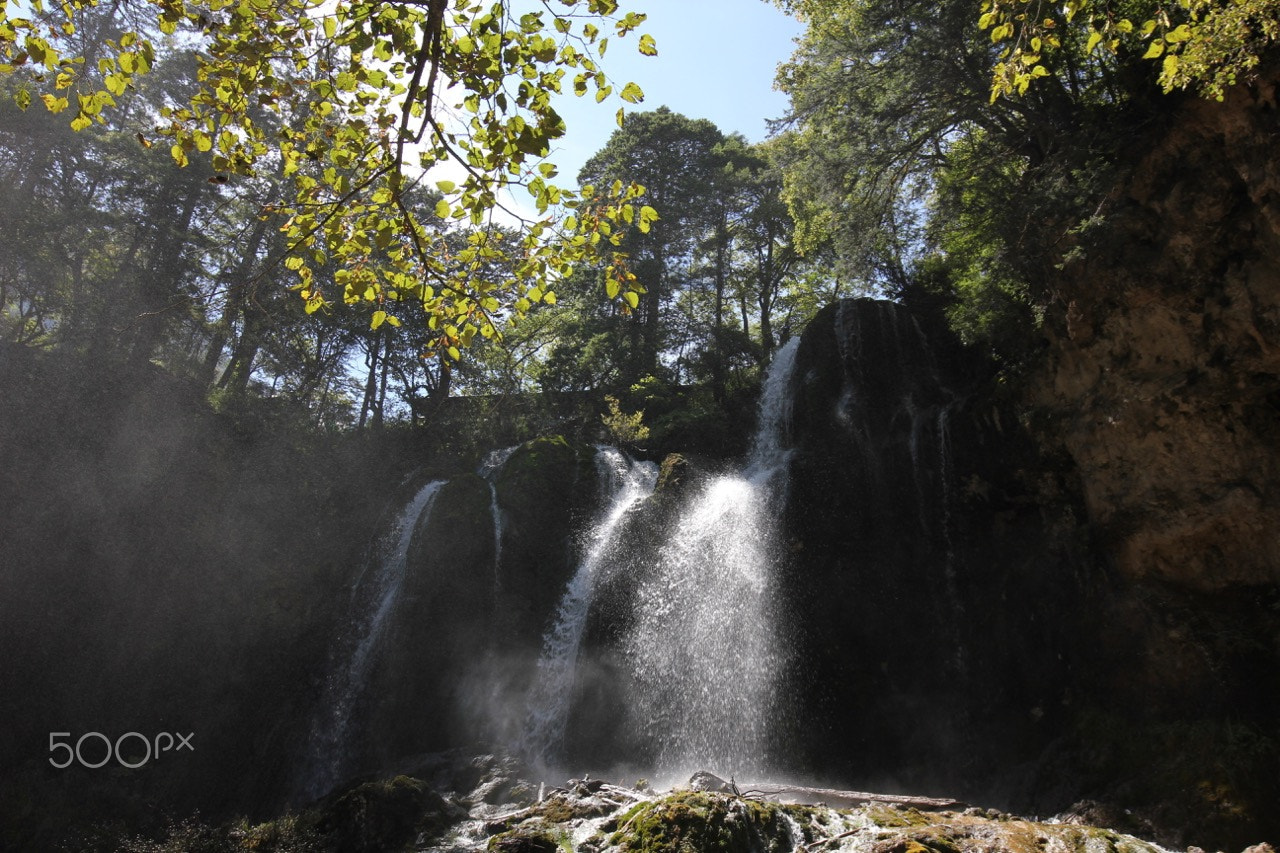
[301,775,453,853]
[655,454,693,494]
[496,436,592,505]
[864,805,934,829]
[488,825,562,853]
[608,791,791,853]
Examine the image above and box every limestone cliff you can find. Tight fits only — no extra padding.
[1026,69,1280,845]
[1040,71,1280,594]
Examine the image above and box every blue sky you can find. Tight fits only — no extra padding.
[542,1,806,181]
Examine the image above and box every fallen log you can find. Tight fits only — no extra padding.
[738,783,967,811]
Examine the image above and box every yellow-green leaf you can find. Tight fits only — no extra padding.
[41,93,69,113]
[620,81,644,104]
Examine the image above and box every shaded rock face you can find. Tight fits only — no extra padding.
[784,298,1093,805]
[1029,74,1280,845]
[1041,77,1280,593]
[361,437,596,770]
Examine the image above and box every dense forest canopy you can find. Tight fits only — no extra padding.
[766,0,1280,358]
[0,0,656,410]
[0,0,1275,426]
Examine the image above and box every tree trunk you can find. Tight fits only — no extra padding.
[358,327,382,430]
[127,174,206,369]
[711,207,729,402]
[202,217,269,387]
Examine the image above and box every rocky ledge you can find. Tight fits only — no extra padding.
[90,757,1275,853]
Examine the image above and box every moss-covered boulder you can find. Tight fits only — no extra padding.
[603,791,793,853]
[302,775,456,853]
[487,825,562,853]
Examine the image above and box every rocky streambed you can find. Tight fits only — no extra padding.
[91,755,1276,853]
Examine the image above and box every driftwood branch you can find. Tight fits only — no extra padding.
[739,783,967,812]
[804,827,864,851]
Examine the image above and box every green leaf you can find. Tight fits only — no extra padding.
[623,290,639,309]
[435,199,451,218]
[436,179,456,193]
[371,310,388,329]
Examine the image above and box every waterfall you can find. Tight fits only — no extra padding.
[521,447,658,765]
[625,338,801,779]
[479,447,517,589]
[295,478,446,800]
[745,338,801,482]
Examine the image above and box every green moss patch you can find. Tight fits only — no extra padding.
[607,791,792,853]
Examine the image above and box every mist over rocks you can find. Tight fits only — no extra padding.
[71,756,1231,853]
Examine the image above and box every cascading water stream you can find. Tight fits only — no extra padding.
[295,478,446,800]
[521,447,658,766]
[479,447,517,590]
[626,338,801,780]
[745,338,802,482]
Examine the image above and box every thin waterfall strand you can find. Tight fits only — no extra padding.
[295,478,446,799]
[479,447,517,590]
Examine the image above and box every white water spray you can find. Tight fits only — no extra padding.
[626,338,801,779]
[522,447,658,764]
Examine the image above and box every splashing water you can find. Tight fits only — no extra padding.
[522,447,658,765]
[626,338,802,780]
[295,478,446,800]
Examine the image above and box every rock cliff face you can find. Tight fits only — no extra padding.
[784,283,1280,845]
[783,299,1093,807]
[1028,70,1280,843]
[1041,75,1280,594]
[927,73,1280,845]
